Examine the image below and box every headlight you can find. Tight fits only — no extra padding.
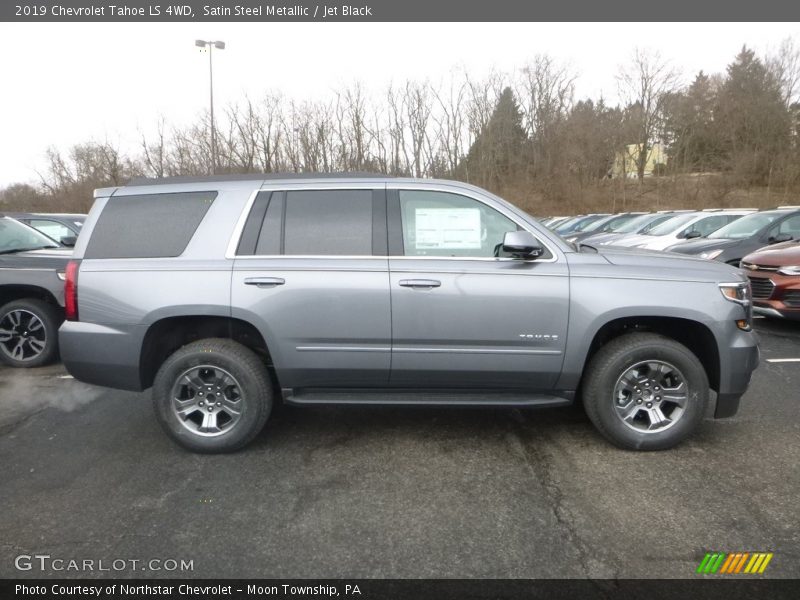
[778,265,800,276]
[719,282,751,306]
[700,249,724,260]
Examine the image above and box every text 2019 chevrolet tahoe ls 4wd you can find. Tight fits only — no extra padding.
[58,175,760,453]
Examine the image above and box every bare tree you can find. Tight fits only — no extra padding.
[617,48,679,181]
[768,37,800,108]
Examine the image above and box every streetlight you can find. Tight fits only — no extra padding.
[195,39,225,174]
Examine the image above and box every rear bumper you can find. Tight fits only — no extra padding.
[59,321,144,391]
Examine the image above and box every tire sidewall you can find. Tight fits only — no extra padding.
[586,340,709,450]
[0,299,61,368]
[153,343,271,453]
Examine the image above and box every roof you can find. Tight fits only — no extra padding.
[126,172,389,187]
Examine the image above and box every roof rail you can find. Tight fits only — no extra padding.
[126,172,390,186]
[702,207,758,211]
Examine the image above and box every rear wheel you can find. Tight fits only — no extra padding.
[153,338,273,453]
[582,333,709,450]
[0,298,61,368]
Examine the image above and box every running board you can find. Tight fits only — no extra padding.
[282,388,574,408]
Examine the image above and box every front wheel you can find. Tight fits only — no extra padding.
[153,338,273,453]
[581,333,709,450]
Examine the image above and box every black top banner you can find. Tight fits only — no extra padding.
[3,0,800,22]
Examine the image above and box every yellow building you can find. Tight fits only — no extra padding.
[612,143,667,178]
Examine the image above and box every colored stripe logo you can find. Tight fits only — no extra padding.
[697,552,773,574]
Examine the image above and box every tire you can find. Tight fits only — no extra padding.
[581,333,709,450]
[0,298,62,368]
[153,338,273,453]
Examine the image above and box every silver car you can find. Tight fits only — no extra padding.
[59,175,759,453]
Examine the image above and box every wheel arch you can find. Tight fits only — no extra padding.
[0,284,62,311]
[577,315,721,394]
[139,315,274,390]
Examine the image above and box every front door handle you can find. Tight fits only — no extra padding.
[398,279,441,289]
[244,277,285,287]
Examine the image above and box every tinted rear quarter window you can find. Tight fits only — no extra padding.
[85,191,217,259]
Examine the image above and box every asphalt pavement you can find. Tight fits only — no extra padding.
[1,319,798,579]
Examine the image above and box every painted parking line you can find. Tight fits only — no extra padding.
[57,375,74,379]
[765,358,800,363]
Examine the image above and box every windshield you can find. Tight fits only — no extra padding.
[707,212,785,240]
[0,218,60,253]
[615,213,663,234]
[581,214,619,233]
[598,213,642,232]
[574,215,610,232]
[555,216,588,234]
[558,215,607,234]
[645,213,699,236]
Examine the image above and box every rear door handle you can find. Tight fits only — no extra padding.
[244,277,285,287]
[398,279,441,289]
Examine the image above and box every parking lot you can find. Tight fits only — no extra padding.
[0,318,797,579]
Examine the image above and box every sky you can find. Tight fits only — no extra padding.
[0,22,797,187]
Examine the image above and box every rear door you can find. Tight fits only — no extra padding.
[231,184,391,389]
[387,184,569,390]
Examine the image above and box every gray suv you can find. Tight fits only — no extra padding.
[59,175,760,453]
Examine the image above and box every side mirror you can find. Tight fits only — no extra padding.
[768,233,792,244]
[685,230,702,239]
[60,236,77,247]
[502,231,544,259]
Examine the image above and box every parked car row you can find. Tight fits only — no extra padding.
[542,205,800,320]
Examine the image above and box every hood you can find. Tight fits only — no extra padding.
[0,247,72,270]
[16,247,73,258]
[742,241,800,266]
[579,232,616,245]
[666,237,740,254]
[597,233,650,248]
[581,244,744,282]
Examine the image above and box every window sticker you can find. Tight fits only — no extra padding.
[414,208,481,249]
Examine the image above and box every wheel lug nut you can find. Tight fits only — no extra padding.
[646,402,653,408]
[636,399,643,404]
[199,401,204,406]
[216,402,221,407]
[207,406,213,412]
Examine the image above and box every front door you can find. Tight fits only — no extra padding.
[388,187,569,389]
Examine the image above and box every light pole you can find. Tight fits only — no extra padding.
[195,39,225,174]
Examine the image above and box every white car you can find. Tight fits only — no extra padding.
[625,211,755,251]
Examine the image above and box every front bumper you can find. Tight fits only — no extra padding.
[714,331,760,419]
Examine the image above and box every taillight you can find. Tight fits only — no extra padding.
[65,260,80,321]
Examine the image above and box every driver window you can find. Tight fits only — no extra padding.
[398,190,521,258]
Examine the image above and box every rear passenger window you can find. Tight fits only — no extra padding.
[283,190,373,256]
[85,191,217,259]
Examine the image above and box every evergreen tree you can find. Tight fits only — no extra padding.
[460,87,528,189]
[714,46,790,182]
